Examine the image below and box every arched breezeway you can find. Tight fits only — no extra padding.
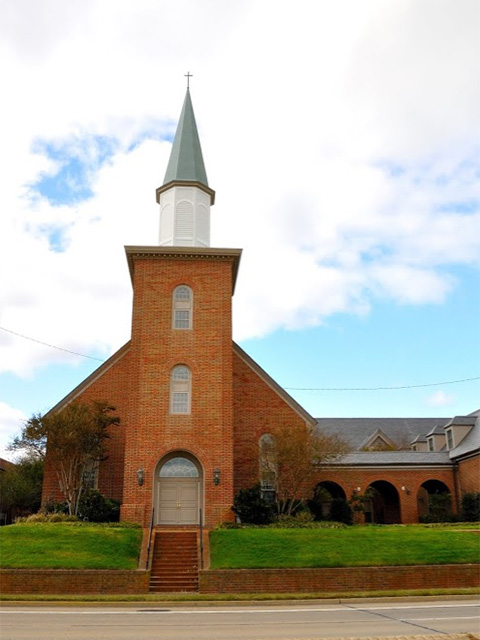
[310,481,347,520]
[417,479,451,521]
[364,480,401,524]
[154,452,203,525]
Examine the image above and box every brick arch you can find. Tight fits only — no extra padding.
[365,480,401,524]
[310,480,348,521]
[417,478,452,521]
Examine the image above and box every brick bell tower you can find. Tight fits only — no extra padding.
[121,88,241,528]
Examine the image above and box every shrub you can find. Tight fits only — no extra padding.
[232,484,275,525]
[15,513,78,524]
[461,492,480,522]
[420,493,453,523]
[77,489,120,522]
[329,497,353,525]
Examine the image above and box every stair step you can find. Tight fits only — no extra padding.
[149,531,199,593]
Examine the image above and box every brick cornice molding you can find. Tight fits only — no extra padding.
[125,246,242,293]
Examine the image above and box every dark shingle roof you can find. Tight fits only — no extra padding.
[315,417,448,450]
[449,416,480,459]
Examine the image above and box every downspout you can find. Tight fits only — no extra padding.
[452,459,461,516]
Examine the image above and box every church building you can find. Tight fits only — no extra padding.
[42,89,479,528]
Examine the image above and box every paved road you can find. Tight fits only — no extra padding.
[0,599,478,640]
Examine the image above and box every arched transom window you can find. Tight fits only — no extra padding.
[170,365,191,414]
[173,285,193,329]
[159,457,199,477]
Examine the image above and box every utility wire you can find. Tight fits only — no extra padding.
[1,324,479,390]
[284,376,480,392]
[0,325,104,362]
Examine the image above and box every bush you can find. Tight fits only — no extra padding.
[232,484,275,525]
[461,492,480,522]
[15,513,78,524]
[419,492,453,523]
[77,489,120,522]
[329,498,353,525]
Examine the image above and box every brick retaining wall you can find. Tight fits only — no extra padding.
[199,564,480,594]
[0,570,150,595]
[1,565,478,595]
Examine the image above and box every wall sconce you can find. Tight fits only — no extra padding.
[137,468,145,486]
[401,486,411,495]
[356,487,361,492]
[213,468,220,486]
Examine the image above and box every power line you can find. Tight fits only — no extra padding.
[0,326,104,362]
[1,324,479,391]
[284,376,480,392]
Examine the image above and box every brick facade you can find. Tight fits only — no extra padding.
[457,455,480,496]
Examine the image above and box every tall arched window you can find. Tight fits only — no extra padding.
[170,365,191,414]
[259,433,277,499]
[172,285,193,330]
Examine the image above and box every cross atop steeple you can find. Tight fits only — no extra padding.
[155,87,215,247]
[184,72,193,89]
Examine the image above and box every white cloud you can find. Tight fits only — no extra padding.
[0,0,479,373]
[425,391,456,408]
[0,402,26,461]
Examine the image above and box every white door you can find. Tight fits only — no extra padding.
[156,456,201,525]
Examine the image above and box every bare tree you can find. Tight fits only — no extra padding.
[263,424,349,516]
[9,401,119,515]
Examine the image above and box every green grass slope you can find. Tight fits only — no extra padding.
[210,526,480,569]
[0,524,142,570]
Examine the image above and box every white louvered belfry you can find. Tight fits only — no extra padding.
[159,186,210,247]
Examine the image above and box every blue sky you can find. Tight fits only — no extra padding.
[0,0,479,460]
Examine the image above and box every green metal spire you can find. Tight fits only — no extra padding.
[163,89,209,187]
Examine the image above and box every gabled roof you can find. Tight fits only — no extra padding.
[233,343,316,426]
[46,342,131,415]
[449,415,480,460]
[315,417,447,450]
[359,429,396,450]
[163,88,209,187]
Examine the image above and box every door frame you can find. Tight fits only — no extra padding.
[154,452,204,526]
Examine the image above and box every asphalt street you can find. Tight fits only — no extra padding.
[1,598,479,640]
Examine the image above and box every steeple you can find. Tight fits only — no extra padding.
[156,88,215,247]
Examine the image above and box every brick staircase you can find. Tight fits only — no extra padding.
[149,530,199,592]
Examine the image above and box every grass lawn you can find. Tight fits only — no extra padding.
[0,524,143,570]
[209,526,480,569]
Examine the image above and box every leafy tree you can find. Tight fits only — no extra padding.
[9,401,120,516]
[0,456,44,521]
[263,424,349,516]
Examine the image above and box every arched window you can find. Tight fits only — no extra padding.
[259,433,277,498]
[159,457,199,477]
[172,285,193,329]
[170,365,191,414]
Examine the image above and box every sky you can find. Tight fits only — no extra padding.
[1,0,479,461]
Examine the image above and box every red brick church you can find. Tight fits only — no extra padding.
[42,89,479,527]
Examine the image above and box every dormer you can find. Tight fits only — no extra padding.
[426,425,446,452]
[443,415,476,451]
[410,434,428,452]
[156,88,215,247]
